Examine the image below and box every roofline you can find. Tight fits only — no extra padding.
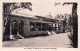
[3,13,37,20]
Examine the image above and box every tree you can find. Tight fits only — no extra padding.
[10,2,32,13]
[67,3,78,48]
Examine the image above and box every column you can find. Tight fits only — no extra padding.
[55,24,56,31]
[41,23,42,31]
[10,21,12,39]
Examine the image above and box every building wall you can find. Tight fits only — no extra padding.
[3,14,64,38]
[4,15,48,37]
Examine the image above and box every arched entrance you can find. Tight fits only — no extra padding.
[12,20,18,35]
[19,21,25,37]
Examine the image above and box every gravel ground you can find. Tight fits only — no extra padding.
[2,33,72,48]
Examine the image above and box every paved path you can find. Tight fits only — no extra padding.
[3,33,71,48]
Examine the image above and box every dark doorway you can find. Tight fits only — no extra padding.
[19,21,25,37]
[48,24,52,31]
[12,20,17,35]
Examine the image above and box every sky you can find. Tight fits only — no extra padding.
[12,0,73,18]
[32,1,73,16]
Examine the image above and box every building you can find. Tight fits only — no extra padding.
[3,3,64,41]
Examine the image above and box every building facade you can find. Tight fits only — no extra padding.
[3,3,64,41]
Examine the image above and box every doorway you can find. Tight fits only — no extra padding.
[12,20,17,35]
[19,21,25,37]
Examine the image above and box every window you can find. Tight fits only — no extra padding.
[54,24,60,30]
[30,22,35,31]
[30,22,49,31]
[42,23,48,31]
[53,24,55,27]
[35,22,41,31]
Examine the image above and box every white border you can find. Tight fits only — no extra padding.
[0,0,80,51]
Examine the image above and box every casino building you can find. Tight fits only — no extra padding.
[3,3,64,40]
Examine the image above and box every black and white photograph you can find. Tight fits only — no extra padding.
[2,0,78,48]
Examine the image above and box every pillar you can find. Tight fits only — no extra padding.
[10,21,13,39]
